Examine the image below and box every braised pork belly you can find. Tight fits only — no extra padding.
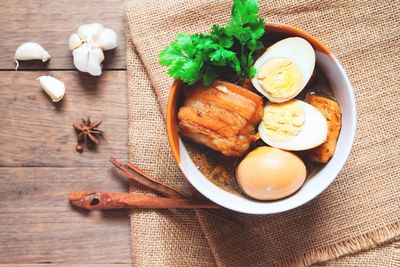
[178,80,263,156]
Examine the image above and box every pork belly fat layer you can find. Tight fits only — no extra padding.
[177,80,264,156]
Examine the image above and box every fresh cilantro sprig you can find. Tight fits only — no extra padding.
[159,0,265,86]
[226,0,265,79]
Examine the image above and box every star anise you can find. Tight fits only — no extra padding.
[73,117,105,151]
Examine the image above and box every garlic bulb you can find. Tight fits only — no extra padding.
[14,42,51,70]
[69,23,117,76]
[37,76,65,102]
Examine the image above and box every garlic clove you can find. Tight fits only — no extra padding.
[72,43,91,72]
[68,33,83,50]
[70,23,117,76]
[96,28,118,51]
[14,42,51,70]
[87,48,105,76]
[15,42,51,61]
[37,76,65,102]
[77,23,104,42]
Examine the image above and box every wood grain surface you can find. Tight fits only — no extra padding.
[0,265,132,267]
[0,0,125,70]
[0,0,132,265]
[0,71,128,167]
[0,168,131,263]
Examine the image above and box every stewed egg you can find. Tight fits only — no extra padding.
[237,146,306,200]
[258,99,328,151]
[251,37,316,103]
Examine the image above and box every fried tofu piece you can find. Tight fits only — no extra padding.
[178,80,264,157]
[306,94,342,163]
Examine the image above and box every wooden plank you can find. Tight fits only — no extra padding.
[0,71,128,167]
[0,167,131,264]
[0,0,125,70]
[0,262,132,267]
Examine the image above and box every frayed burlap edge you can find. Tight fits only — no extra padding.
[200,217,400,267]
[285,222,400,266]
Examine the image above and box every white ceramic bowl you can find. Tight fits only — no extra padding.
[166,23,356,214]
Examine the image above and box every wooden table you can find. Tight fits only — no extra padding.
[0,0,132,265]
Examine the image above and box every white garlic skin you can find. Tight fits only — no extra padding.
[87,48,105,76]
[37,76,65,102]
[96,28,118,50]
[69,23,118,76]
[72,43,91,72]
[68,34,83,50]
[77,23,104,42]
[14,42,51,70]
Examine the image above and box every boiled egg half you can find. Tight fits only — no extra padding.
[251,37,316,103]
[237,146,306,200]
[258,99,328,151]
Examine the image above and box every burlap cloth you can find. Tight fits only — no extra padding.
[125,0,400,266]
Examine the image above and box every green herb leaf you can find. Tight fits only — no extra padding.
[226,0,264,81]
[159,0,264,86]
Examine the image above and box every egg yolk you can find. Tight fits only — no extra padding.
[262,100,305,141]
[257,58,303,99]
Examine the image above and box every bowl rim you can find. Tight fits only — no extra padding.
[166,22,357,214]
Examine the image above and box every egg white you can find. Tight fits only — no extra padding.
[258,100,328,151]
[251,37,316,103]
